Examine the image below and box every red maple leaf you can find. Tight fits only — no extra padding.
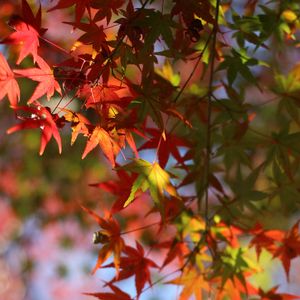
[7,104,62,155]
[2,20,39,64]
[107,242,158,298]
[273,221,300,279]
[64,21,107,52]
[0,53,20,106]
[90,168,138,213]
[1,0,46,64]
[249,223,284,259]
[78,84,124,110]
[81,206,125,276]
[14,56,61,103]
[48,0,92,27]
[19,0,47,35]
[139,128,190,168]
[83,283,131,300]
[156,238,189,269]
[258,285,300,300]
[91,0,125,24]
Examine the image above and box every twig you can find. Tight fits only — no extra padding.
[202,0,221,230]
[173,34,212,103]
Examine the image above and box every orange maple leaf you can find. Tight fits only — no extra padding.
[169,267,209,300]
[82,126,117,166]
[81,205,125,276]
[62,109,91,145]
[214,276,257,300]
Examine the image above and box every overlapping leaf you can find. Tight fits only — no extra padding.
[78,84,125,109]
[139,128,190,168]
[63,109,91,145]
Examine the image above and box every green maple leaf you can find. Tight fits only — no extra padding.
[121,159,179,208]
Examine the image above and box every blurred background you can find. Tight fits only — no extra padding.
[1,0,300,299]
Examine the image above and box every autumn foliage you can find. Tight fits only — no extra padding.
[1,0,300,299]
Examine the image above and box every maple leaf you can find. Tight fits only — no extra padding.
[89,168,138,213]
[2,20,39,64]
[64,21,107,52]
[7,104,62,155]
[1,0,46,64]
[81,206,125,275]
[78,84,124,109]
[82,126,117,167]
[157,238,189,269]
[107,242,158,298]
[48,0,92,27]
[139,128,190,168]
[107,127,139,162]
[0,53,20,106]
[249,223,285,259]
[171,0,214,26]
[14,56,61,103]
[258,285,300,300]
[209,246,258,299]
[19,0,47,35]
[105,108,141,159]
[213,276,257,300]
[273,221,300,279]
[213,222,244,248]
[168,267,210,300]
[120,159,180,209]
[63,109,91,145]
[91,0,125,24]
[83,283,131,300]
[124,130,139,158]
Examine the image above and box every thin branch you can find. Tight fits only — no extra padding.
[173,34,212,103]
[201,0,221,229]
